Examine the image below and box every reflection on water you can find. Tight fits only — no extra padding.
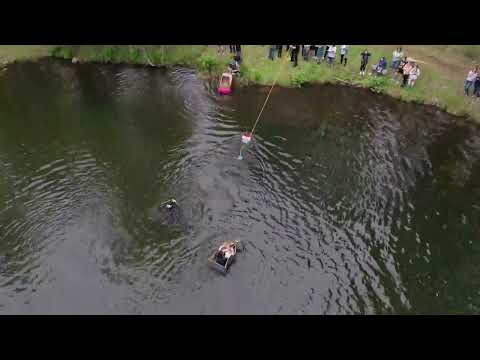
[0,59,479,314]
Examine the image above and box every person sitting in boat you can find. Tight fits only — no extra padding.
[221,74,231,87]
[215,242,236,266]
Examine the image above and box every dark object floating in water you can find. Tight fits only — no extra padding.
[158,198,184,226]
[208,240,243,275]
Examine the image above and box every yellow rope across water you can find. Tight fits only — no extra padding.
[249,50,291,136]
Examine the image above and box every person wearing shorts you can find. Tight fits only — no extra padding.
[408,64,420,86]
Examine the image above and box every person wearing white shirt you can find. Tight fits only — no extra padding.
[327,45,337,65]
[391,47,403,69]
[408,64,421,87]
[324,45,330,60]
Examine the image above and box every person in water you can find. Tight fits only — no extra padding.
[221,74,230,87]
[158,199,184,226]
[215,242,236,266]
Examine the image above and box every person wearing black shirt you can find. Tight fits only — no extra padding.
[277,45,283,58]
[475,75,480,97]
[290,45,300,67]
[395,56,408,82]
[360,49,371,76]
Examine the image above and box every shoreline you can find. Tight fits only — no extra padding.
[1,45,479,123]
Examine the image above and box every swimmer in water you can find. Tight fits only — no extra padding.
[158,199,184,226]
[164,199,177,209]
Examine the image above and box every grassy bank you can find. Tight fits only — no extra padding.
[238,45,480,121]
[49,45,230,78]
[0,45,54,65]
[0,45,479,122]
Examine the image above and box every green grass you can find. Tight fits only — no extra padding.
[237,45,480,121]
[0,45,54,64]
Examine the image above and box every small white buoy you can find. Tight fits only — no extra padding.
[242,132,252,145]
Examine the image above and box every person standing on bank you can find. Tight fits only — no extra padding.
[235,45,241,59]
[464,67,478,96]
[324,45,330,60]
[291,45,300,67]
[327,45,337,65]
[268,45,277,60]
[401,60,413,87]
[304,45,311,61]
[360,48,371,76]
[340,45,348,66]
[395,56,408,82]
[474,73,480,98]
[316,45,325,63]
[408,63,421,87]
[277,45,283,58]
[233,45,242,64]
[391,47,403,69]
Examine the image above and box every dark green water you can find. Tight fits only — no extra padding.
[0,59,479,314]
